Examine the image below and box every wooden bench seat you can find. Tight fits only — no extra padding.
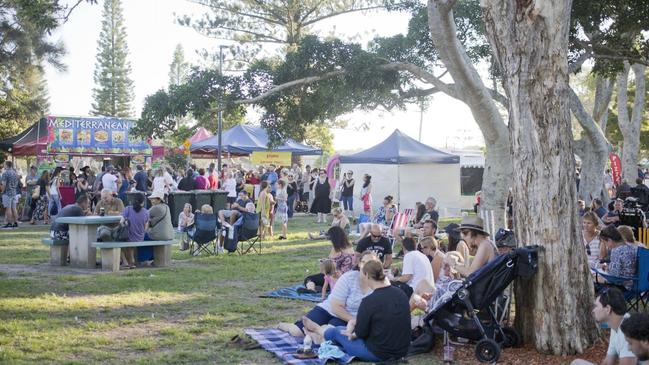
[91,240,175,272]
[41,238,69,266]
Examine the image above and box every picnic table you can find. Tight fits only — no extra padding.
[55,215,121,268]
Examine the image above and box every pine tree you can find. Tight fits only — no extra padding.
[168,44,189,87]
[91,0,134,118]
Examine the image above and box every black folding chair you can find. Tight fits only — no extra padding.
[222,212,261,255]
[188,213,218,256]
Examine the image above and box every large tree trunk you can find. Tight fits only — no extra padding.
[427,0,511,229]
[570,87,611,204]
[617,63,647,182]
[482,0,597,355]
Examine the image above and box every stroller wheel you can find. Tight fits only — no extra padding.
[475,339,501,363]
[497,326,522,348]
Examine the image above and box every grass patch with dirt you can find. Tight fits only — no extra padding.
[0,216,459,364]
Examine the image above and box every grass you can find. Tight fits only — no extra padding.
[0,216,460,364]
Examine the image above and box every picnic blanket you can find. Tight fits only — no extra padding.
[244,328,354,365]
[260,284,322,302]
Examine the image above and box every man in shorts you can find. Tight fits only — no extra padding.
[1,161,20,229]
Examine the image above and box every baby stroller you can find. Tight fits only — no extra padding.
[424,246,540,363]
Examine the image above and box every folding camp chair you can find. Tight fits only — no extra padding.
[221,212,262,255]
[188,213,218,256]
[638,227,649,248]
[385,209,414,246]
[593,247,649,311]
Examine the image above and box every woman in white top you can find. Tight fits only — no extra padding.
[152,167,176,194]
[223,172,237,207]
[582,211,604,268]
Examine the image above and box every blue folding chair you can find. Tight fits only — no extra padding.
[188,213,218,256]
[593,247,649,310]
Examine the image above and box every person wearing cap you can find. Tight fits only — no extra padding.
[147,190,174,241]
[603,198,624,227]
[445,216,498,277]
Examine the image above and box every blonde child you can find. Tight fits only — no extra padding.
[320,259,340,300]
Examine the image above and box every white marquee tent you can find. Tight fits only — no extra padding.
[339,129,462,217]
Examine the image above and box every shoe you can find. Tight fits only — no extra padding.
[278,236,286,240]
[12,222,18,228]
[1,223,12,229]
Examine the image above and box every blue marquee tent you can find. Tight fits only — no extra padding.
[190,124,321,155]
[340,129,459,164]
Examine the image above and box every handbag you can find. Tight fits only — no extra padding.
[407,325,435,357]
[31,188,40,200]
[112,218,130,242]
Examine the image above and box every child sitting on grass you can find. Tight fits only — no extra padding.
[320,259,339,300]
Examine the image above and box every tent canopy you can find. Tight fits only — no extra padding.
[339,129,459,164]
[0,118,49,156]
[190,124,321,155]
[189,127,212,143]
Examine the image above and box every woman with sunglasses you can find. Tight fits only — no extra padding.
[310,170,332,223]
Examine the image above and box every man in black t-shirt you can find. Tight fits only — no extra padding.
[50,195,90,240]
[177,169,196,191]
[133,165,149,192]
[355,224,392,268]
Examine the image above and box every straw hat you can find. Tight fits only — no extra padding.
[457,216,490,236]
[148,190,166,201]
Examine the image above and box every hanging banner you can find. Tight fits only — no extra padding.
[46,116,152,156]
[250,151,292,166]
[609,153,622,186]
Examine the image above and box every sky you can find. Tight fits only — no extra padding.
[44,0,485,152]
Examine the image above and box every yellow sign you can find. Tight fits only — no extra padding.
[250,151,292,166]
[183,139,191,155]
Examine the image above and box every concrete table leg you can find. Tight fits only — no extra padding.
[153,245,171,267]
[69,224,99,269]
[50,245,68,266]
[100,248,121,272]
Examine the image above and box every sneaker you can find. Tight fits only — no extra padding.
[1,223,12,229]
[12,222,18,228]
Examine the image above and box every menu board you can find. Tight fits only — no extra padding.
[46,116,152,156]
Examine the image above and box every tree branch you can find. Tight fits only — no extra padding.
[303,6,387,27]
[568,50,593,74]
[187,1,286,26]
[234,62,457,105]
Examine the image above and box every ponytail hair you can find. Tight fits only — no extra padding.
[362,260,385,281]
[132,192,144,213]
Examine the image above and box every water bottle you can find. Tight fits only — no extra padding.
[99,207,105,216]
[302,335,312,352]
[443,331,454,363]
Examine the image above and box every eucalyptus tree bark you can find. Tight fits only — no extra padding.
[570,86,612,204]
[592,76,614,130]
[616,62,647,181]
[481,0,598,355]
[427,0,511,228]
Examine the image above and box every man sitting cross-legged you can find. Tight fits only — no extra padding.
[218,190,253,226]
[571,287,638,365]
[355,224,392,269]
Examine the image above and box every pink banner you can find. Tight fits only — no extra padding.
[609,153,622,186]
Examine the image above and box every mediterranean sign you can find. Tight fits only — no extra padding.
[250,151,292,166]
[46,116,152,156]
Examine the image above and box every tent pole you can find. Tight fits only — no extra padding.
[397,164,401,211]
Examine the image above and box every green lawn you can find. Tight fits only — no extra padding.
[0,216,458,364]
